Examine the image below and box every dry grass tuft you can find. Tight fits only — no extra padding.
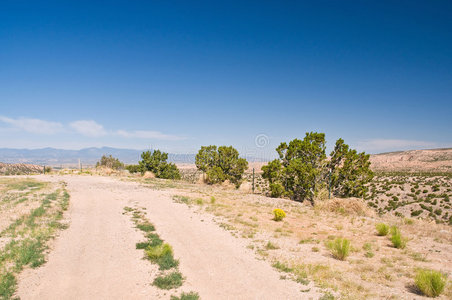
[318,198,374,216]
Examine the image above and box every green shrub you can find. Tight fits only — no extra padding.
[329,237,351,260]
[147,233,163,247]
[146,243,173,261]
[96,155,124,170]
[136,241,151,249]
[269,183,285,198]
[415,269,447,297]
[139,150,181,179]
[136,222,155,232]
[411,210,423,217]
[390,226,407,249]
[126,164,141,173]
[262,134,373,203]
[170,292,200,300]
[195,145,248,187]
[157,252,179,270]
[153,271,184,290]
[272,208,286,221]
[375,223,389,236]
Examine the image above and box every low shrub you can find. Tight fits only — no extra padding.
[146,243,179,270]
[153,271,184,290]
[375,223,389,236]
[411,210,423,217]
[170,292,200,300]
[390,226,407,249]
[126,164,141,173]
[146,243,171,258]
[136,222,155,232]
[415,269,447,297]
[328,237,351,260]
[273,208,286,221]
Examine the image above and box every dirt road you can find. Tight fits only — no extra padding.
[18,175,314,299]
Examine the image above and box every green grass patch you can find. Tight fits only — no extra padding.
[415,269,447,297]
[390,226,407,249]
[153,271,184,290]
[0,272,16,300]
[327,237,351,260]
[136,222,155,232]
[272,261,293,273]
[375,223,389,236]
[170,291,200,300]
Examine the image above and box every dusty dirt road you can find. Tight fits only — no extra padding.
[17,175,315,300]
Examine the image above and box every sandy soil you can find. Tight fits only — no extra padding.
[18,175,316,299]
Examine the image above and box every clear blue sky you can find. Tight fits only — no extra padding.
[1,0,451,157]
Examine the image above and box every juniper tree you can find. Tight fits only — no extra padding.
[139,150,181,179]
[195,145,248,187]
[262,132,373,203]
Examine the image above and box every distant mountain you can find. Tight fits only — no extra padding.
[370,148,452,173]
[0,147,196,166]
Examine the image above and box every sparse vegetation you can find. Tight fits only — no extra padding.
[124,206,193,293]
[0,179,70,299]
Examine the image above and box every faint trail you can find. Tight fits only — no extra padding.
[18,176,314,299]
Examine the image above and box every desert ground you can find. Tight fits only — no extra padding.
[0,167,451,299]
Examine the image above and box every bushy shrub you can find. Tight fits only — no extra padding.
[329,237,350,260]
[273,208,286,221]
[390,226,407,249]
[139,150,181,179]
[96,155,124,170]
[195,145,248,187]
[126,164,141,174]
[411,210,423,217]
[415,269,447,297]
[262,133,373,204]
[375,223,389,236]
[269,183,285,198]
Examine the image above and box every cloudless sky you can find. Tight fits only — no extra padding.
[1,0,451,157]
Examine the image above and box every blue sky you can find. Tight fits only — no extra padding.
[1,0,451,157]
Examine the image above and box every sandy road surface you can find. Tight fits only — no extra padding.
[18,175,314,299]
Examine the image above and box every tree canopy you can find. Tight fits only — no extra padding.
[138,150,181,180]
[262,132,373,203]
[195,145,248,187]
